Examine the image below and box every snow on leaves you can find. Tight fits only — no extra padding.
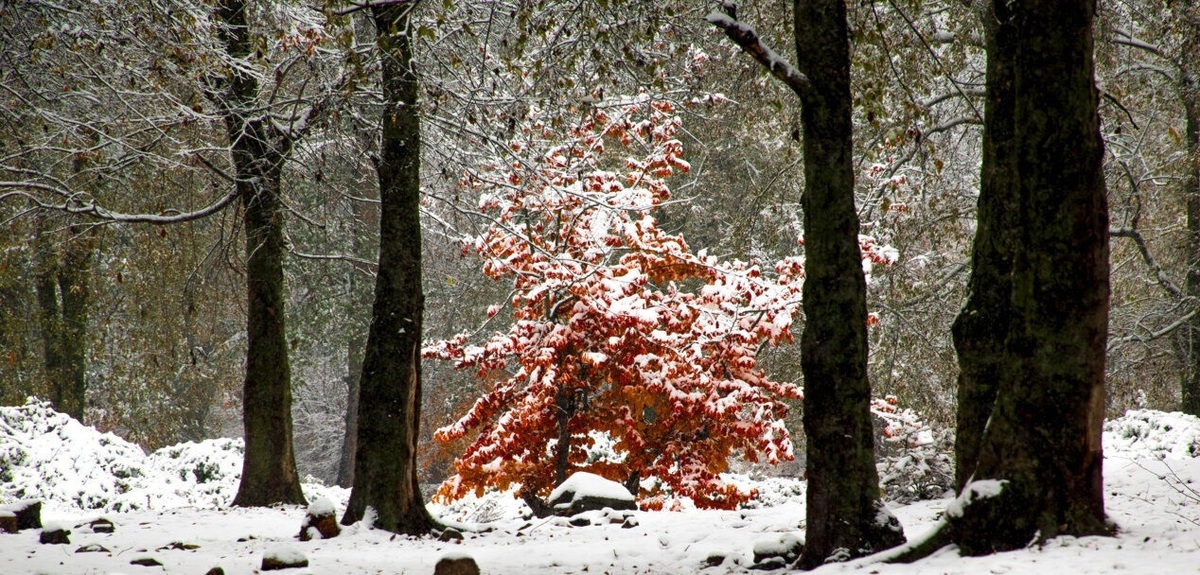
[424,97,895,509]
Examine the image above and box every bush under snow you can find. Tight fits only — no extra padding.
[0,398,339,512]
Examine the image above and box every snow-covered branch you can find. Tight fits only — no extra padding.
[0,184,240,225]
[704,6,811,99]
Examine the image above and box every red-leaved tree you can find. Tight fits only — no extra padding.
[426,97,894,509]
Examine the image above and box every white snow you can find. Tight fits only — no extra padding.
[548,471,635,504]
[308,496,336,517]
[264,544,308,564]
[752,532,803,556]
[944,478,1007,518]
[3,401,1200,574]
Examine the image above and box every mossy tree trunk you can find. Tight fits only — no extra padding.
[214,0,306,508]
[950,0,1018,491]
[949,0,1110,554]
[793,0,905,567]
[341,0,435,536]
[1178,14,1200,414]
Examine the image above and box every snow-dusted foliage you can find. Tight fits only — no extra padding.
[0,399,339,511]
[871,396,955,503]
[425,98,808,509]
[425,98,898,509]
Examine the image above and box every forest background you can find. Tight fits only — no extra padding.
[0,0,1196,502]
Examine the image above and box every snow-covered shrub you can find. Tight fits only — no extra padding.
[0,398,347,512]
[872,396,954,503]
[1105,409,1200,460]
[0,398,148,510]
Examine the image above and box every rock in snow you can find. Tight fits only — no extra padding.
[547,472,637,516]
[262,545,309,571]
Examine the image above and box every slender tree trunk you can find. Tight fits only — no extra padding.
[336,258,369,487]
[951,0,1018,491]
[793,0,904,567]
[949,0,1109,554]
[554,386,574,487]
[215,0,306,507]
[341,0,435,535]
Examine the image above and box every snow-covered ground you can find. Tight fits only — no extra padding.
[2,399,1199,574]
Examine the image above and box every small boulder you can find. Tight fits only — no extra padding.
[0,499,42,531]
[434,554,480,575]
[39,523,70,545]
[299,497,340,541]
[130,556,163,567]
[568,516,591,527]
[204,568,225,575]
[704,553,727,568]
[0,511,16,534]
[437,527,464,542]
[751,533,803,567]
[262,545,309,571]
[75,543,111,553]
[547,472,637,517]
[621,516,639,529]
[86,517,115,534]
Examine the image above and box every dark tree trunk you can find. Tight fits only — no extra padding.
[554,386,575,487]
[793,0,904,567]
[949,0,1109,554]
[1180,67,1200,415]
[950,0,1019,491]
[341,0,435,535]
[215,0,306,508]
[33,218,92,421]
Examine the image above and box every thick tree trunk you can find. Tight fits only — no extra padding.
[341,0,435,535]
[951,0,1018,491]
[215,0,306,508]
[949,0,1109,554]
[1180,71,1200,415]
[793,0,904,568]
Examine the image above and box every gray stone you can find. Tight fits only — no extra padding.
[547,479,637,517]
[437,527,464,542]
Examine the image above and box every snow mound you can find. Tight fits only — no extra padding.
[1104,409,1200,460]
[0,398,343,512]
[0,398,148,511]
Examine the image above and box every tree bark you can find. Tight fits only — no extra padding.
[793,0,904,567]
[1179,54,1200,414]
[336,258,369,487]
[215,0,306,508]
[950,0,1019,491]
[341,0,435,535]
[949,0,1110,554]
